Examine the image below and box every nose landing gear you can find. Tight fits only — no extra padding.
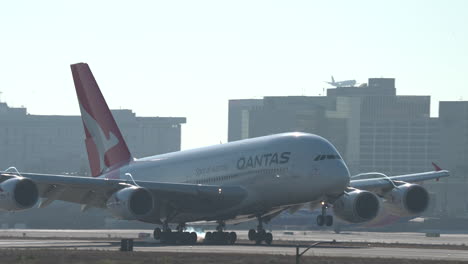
[316,202,333,227]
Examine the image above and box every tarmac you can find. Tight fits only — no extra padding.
[0,229,468,261]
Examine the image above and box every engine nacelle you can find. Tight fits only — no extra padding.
[0,177,39,211]
[333,189,380,223]
[383,183,429,217]
[106,186,153,220]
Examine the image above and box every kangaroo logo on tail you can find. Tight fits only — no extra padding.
[71,63,132,177]
[80,104,120,175]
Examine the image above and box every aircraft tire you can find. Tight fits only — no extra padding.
[189,232,198,244]
[265,233,273,245]
[325,215,333,226]
[161,231,176,244]
[179,232,191,244]
[228,232,237,245]
[316,215,324,226]
[153,228,162,240]
[248,229,256,241]
[204,232,212,243]
[212,232,221,243]
[222,232,229,244]
[255,230,266,245]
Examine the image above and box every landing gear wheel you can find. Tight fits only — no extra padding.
[265,233,273,245]
[248,229,256,241]
[160,229,174,244]
[255,230,266,245]
[189,232,197,244]
[228,232,237,245]
[179,232,191,244]
[153,228,162,240]
[204,232,212,243]
[325,215,333,226]
[316,215,325,226]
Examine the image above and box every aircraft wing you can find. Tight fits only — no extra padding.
[0,172,247,212]
[350,170,449,192]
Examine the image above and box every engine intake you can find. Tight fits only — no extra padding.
[0,177,39,211]
[384,183,429,217]
[106,187,153,220]
[333,189,380,223]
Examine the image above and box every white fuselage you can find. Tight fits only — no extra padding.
[108,132,351,224]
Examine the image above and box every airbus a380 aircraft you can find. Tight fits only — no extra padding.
[0,63,449,245]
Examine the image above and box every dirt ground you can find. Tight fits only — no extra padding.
[0,250,466,264]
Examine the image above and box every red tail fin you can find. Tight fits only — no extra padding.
[71,63,132,177]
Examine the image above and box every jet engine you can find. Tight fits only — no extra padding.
[383,183,429,217]
[0,177,39,211]
[106,186,153,220]
[333,189,380,223]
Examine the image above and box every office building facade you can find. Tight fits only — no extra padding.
[0,102,186,175]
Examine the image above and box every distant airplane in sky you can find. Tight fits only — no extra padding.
[0,63,448,246]
[326,76,357,87]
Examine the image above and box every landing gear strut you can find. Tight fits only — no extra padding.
[153,222,197,244]
[248,216,273,245]
[203,221,237,245]
[316,202,333,227]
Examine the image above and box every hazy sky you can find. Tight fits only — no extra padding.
[0,0,467,151]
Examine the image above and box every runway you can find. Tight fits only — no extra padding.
[1,229,468,261]
[1,229,467,245]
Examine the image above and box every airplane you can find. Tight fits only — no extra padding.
[0,63,449,246]
[326,76,356,87]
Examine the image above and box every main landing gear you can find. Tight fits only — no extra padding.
[204,221,237,245]
[248,216,273,245]
[316,202,333,227]
[153,222,197,245]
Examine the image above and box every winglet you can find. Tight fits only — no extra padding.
[432,162,443,181]
[432,162,442,172]
[71,63,132,177]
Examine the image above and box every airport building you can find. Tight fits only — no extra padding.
[228,78,438,176]
[430,101,468,216]
[0,102,186,175]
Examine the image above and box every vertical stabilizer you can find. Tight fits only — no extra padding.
[331,76,335,84]
[71,63,132,177]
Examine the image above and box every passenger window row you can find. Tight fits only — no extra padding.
[196,173,237,184]
[314,154,342,161]
[193,167,289,184]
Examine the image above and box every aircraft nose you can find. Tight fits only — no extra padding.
[329,160,350,192]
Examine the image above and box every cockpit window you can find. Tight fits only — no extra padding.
[314,154,342,161]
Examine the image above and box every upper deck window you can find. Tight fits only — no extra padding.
[314,154,342,161]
